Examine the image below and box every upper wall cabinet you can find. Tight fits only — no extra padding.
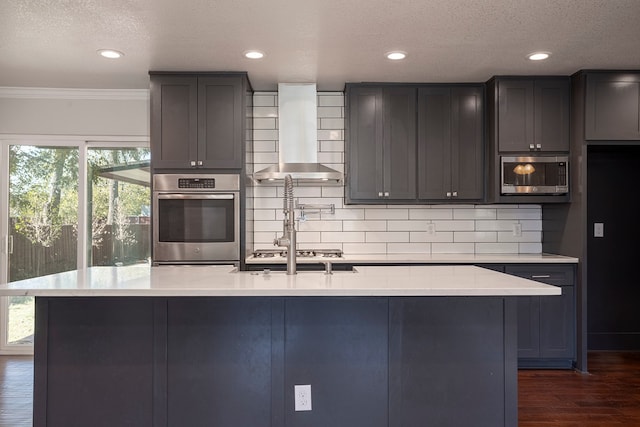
[418,86,484,201]
[346,85,417,203]
[150,73,250,170]
[497,78,570,152]
[585,72,640,140]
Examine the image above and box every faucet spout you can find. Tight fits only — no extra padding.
[273,175,297,275]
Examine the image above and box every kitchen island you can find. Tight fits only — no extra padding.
[1,265,560,427]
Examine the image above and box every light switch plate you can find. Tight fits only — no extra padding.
[294,384,312,411]
[594,223,604,238]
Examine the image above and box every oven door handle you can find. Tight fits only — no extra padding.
[156,193,235,200]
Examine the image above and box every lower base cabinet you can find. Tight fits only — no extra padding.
[35,296,518,427]
[506,265,576,368]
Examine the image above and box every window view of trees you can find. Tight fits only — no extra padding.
[6,144,150,346]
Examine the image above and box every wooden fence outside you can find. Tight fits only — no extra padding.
[9,219,150,282]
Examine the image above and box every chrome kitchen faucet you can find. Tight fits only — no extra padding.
[273,174,297,275]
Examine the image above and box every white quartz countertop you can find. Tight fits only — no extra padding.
[0,265,561,297]
[245,252,579,264]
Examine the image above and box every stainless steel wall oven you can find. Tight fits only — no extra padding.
[152,174,240,265]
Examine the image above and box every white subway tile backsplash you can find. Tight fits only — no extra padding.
[254,129,279,141]
[321,232,365,243]
[432,243,475,254]
[454,231,497,243]
[248,91,544,256]
[366,231,409,243]
[365,209,409,220]
[320,140,344,152]
[519,243,543,253]
[387,243,431,254]
[410,231,454,243]
[343,220,387,232]
[497,207,541,220]
[475,243,520,254]
[453,208,497,220]
[409,209,453,220]
[342,243,387,254]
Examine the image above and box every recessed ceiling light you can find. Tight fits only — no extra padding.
[244,50,265,59]
[97,49,124,59]
[386,51,407,60]
[528,52,550,61]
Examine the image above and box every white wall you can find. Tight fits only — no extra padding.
[0,88,149,136]
[250,91,543,255]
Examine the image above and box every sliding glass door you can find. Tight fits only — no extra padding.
[0,139,149,354]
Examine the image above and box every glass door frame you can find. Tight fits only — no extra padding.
[0,135,149,355]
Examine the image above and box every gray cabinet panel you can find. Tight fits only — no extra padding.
[585,73,640,140]
[389,297,512,427]
[198,77,243,168]
[346,85,416,203]
[284,298,388,427]
[167,298,273,427]
[150,73,248,170]
[346,86,384,201]
[505,264,576,364]
[150,76,198,169]
[418,86,484,201]
[497,78,569,152]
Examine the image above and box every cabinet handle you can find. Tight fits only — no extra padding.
[197,160,203,166]
[384,192,389,197]
[190,160,197,167]
[446,192,452,198]
[452,191,458,197]
[536,143,542,150]
[378,192,383,197]
[529,144,535,150]
[531,275,551,279]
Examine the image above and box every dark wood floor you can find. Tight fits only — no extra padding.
[1,352,639,426]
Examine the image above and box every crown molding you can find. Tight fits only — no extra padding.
[0,87,149,101]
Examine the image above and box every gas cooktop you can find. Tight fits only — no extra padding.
[252,249,343,259]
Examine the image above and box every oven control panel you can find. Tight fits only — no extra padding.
[178,178,216,189]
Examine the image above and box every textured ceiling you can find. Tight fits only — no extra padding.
[1,0,639,91]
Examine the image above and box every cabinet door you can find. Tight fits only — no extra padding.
[451,86,484,199]
[516,296,541,358]
[585,73,640,140]
[535,78,570,151]
[417,87,451,200]
[150,75,198,169]
[383,86,417,200]
[346,86,384,201]
[540,286,575,359]
[498,80,534,152]
[197,76,244,169]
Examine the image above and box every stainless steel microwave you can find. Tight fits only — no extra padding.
[501,156,569,195]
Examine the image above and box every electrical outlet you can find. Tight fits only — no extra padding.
[426,223,436,235]
[512,223,522,237]
[294,384,312,411]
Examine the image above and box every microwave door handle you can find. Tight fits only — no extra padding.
[157,194,235,200]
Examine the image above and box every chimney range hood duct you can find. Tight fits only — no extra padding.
[253,83,344,184]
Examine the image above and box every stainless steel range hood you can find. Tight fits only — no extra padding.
[253,83,344,184]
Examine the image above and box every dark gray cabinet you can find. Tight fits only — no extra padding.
[346,84,417,203]
[418,86,484,201]
[585,72,640,140]
[497,78,570,152]
[505,264,575,368]
[150,73,248,170]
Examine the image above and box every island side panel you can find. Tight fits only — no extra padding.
[284,297,389,427]
[35,297,156,427]
[166,297,273,427]
[389,297,516,427]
